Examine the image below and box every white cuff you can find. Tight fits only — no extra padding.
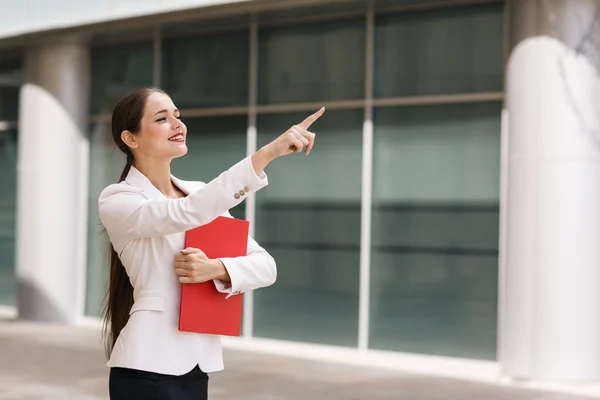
[238,155,269,191]
[213,257,243,299]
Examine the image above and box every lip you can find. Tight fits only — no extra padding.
[168,132,185,142]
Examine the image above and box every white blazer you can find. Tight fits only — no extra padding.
[97,155,277,375]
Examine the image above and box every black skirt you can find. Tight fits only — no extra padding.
[109,365,208,400]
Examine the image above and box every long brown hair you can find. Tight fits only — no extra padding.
[101,86,167,358]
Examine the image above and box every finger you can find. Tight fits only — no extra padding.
[174,254,186,262]
[174,261,188,270]
[175,268,188,277]
[297,107,325,130]
[175,268,193,279]
[305,131,316,155]
[284,131,304,154]
[291,127,310,147]
[291,136,304,153]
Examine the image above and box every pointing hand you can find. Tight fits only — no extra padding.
[251,107,325,174]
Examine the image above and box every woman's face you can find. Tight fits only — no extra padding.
[125,91,188,162]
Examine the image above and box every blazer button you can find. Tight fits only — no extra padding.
[239,190,245,196]
[243,186,249,192]
[234,193,240,199]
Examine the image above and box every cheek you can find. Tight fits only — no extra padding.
[149,124,169,140]
[139,125,169,151]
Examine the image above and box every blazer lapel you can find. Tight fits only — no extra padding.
[170,175,193,196]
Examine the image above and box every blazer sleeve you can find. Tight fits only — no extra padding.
[98,156,268,240]
[213,212,277,298]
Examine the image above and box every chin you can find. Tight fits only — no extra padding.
[172,146,188,159]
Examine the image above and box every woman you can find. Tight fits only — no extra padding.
[98,87,324,399]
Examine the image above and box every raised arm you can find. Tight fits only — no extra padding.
[99,156,266,240]
[99,107,325,240]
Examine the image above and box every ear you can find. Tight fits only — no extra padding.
[121,130,139,150]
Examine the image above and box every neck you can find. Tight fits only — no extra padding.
[133,157,177,197]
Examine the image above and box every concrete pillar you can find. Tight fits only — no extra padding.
[16,36,90,322]
[500,0,600,382]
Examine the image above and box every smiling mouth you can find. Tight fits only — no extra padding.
[168,133,185,142]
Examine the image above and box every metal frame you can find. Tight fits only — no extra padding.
[79,0,507,353]
[358,0,375,351]
[88,93,504,123]
[497,107,509,370]
[153,27,162,88]
[373,92,503,107]
[74,113,92,322]
[242,14,259,339]
[496,0,511,368]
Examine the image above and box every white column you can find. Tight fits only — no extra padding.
[16,36,90,323]
[501,0,600,382]
[358,0,374,351]
[243,15,258,338]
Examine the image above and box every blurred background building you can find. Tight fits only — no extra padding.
[1,0,599,386]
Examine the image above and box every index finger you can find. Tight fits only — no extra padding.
[298,107,325,130]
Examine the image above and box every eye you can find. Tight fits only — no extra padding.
[156,117,166,122]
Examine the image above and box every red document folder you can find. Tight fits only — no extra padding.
[178,216,249,336]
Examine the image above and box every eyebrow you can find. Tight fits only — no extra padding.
[153,109,179,117]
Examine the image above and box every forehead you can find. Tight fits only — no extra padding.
[144,92,176,114]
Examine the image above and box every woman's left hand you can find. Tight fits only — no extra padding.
[174,248,228,284]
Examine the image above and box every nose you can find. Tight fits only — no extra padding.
[170,116,181,131]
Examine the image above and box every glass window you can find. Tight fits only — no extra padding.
[162,31,249,109]
[171,115,248,219]
[258,18,365,104]
[0,128,18,306]
[0,58,21,121]
[253,110,363,346]
[369,102,501,360]
[90,42,154,115]
[85,122,126,316]
[374,3,503,98]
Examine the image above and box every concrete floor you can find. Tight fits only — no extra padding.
[0,318,598,400]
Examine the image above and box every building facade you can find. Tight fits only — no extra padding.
[1,0,599,384]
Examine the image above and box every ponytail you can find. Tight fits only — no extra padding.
[101,161,134,359]
[120,158,133,182]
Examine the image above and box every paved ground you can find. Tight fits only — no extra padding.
[0,318,598,400]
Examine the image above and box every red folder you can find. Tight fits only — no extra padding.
[178,216,249,336]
